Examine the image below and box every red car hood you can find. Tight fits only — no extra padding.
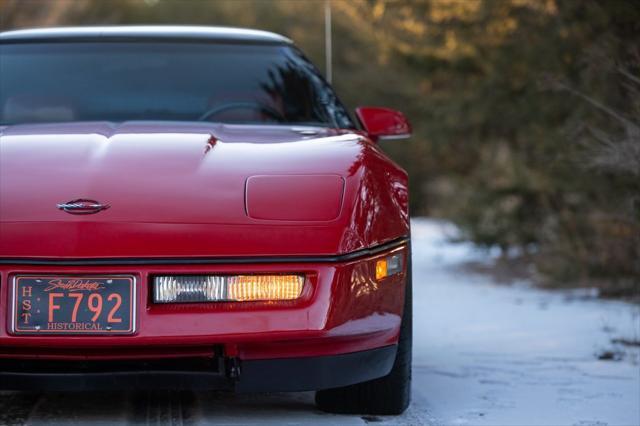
[0,122,408,259]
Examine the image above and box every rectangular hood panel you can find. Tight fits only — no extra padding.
[0,122,355,224]
[0,122,375,258]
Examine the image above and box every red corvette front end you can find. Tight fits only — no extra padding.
[0,26,412,414]
[0,251,408,392]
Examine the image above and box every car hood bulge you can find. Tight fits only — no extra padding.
[0,122,408,258]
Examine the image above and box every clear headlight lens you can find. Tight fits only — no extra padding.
[153,275,305,303]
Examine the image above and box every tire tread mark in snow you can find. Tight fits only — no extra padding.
[0,392,41,425]
[128,391,194,425]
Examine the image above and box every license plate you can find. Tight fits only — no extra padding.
[12,275,136,335]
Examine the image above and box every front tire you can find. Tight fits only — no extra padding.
[315,261,412,415]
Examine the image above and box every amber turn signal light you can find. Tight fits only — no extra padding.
[375,253,403,280]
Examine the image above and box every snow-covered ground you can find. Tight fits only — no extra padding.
[409,219,639,426]
[1,219,638,425]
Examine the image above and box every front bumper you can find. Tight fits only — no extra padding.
[0,244,407,391]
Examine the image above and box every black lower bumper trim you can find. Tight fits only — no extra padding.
[0,345,397,392]
[237,345,397,392]
[0,371,234,391]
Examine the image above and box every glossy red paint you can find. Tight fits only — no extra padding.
[245,174,345,221]
[0,119,411,363]
[0,122,408,258]
[355,107,412,142]
[0,246,408,360]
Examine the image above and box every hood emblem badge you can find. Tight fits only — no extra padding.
[57,199,110,215]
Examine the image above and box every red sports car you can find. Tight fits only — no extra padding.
[0,26,412,415]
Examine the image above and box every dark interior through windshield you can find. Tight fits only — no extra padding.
[0,42,354,127]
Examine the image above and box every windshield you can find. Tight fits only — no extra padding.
[0,42,354,127]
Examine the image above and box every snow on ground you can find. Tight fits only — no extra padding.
[1,219,638,425]
[410,218,640,426]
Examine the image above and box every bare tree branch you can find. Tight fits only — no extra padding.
[618,67,640,87]
[553,80,640,132]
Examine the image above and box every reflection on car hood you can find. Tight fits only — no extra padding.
[0,121,408,258]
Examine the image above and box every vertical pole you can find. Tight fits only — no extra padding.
[324,0,333,83]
